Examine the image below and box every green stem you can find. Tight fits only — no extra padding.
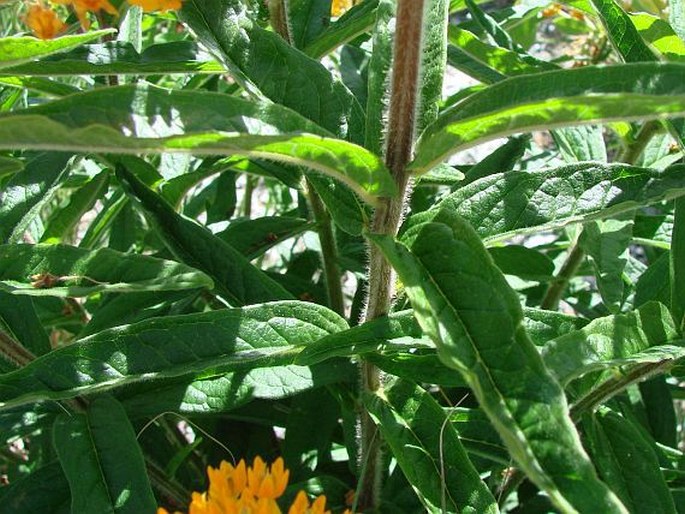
[306,179,345,316]
[241,174,255,218]
[540,243,585,311]
[618,120,661,164]
[671,197,685,332]
[569,361,672,422]
[359,0,426,510]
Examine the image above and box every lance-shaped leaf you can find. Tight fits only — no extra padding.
[40,171,109,244]
[365,380,499,514]
[53,396,157,514]
[0,243,213,297]
[217,217,312,260]
[584,409,676,514]
[179,0,365,142]
[121,360,355,416]
[578,215,634,313]
[0,30,113,70]
[0,152,72,244]
[0,124,393,205]
[410,63,685,173]
[2,41,224,76]
[589,0,657,63]
[369,209,627,513]
[406,162,685,245]
[541,302,683,387]
[0,291,51,357]
[0,85,395,203]
[116,160,293,305]
[0,301,346,409]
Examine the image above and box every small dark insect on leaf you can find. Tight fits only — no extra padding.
[266,232,279,243]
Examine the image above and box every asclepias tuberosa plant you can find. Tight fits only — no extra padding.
[0,0,685,512]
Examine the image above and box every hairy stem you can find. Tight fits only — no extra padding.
[306,179,345,316]
[359,0,426,510]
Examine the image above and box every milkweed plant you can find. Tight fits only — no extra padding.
[0,0,684,512]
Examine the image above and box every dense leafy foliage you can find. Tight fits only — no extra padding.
[0,0,684,512]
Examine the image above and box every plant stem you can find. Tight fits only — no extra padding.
[540,243,585,311]
[618,120,661,164]
[305,179,345,316]
[359,0,425,510]
[569,360,672,421]
[0,329,35,368]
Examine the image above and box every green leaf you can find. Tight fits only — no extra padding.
[489,245,555,281]
[0,85,395,203]
[285,0,331,49]
[630,14,685,62]
[578,215,634,313]
[0,30,114,70]
[364,0,394,155]
[40,170,109,244]
[2,41,224,76]
[446,25,553,82]
[295,309,424,365]
[364,380,499,514]
[462,135,528,184]
[0,126,393,206]
[121,360,354,416]
[53,396,157,514]
[0,291,51,357]
[553,125,608,163]
[217,216,312,260]
[307,174,369,235]
[410,162,685,245]
[410,63,685,173]
[116,159,293,305]
[303,0,379,58]
[369,209,627,513]
[0,155,23,178]
[584,409,676,514]
[179,0,365,142]
[449,407,508,465]
[0,301,346,408]
[417,0,449,133]
[0,75,81,97]
[0,462,70,514]
[541,302,682,387]
[0,243,213,298]
[589,0,657,62]
[0,152,72,244]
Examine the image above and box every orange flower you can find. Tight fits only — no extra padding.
[127,0,182,12]
[24,2,66,39]
[158,457,343,514]
[246,457,289,500]
[53,0,117,29]
[331,0,353,17]
[288,491,331,514]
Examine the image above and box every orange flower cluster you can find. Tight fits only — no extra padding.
[158,457,350,514]
[23,0,182,39]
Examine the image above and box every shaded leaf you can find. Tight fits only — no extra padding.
[0,301,346,408]
[0,243,213,297]
[365,380,499,514]
[54,396,157,514]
